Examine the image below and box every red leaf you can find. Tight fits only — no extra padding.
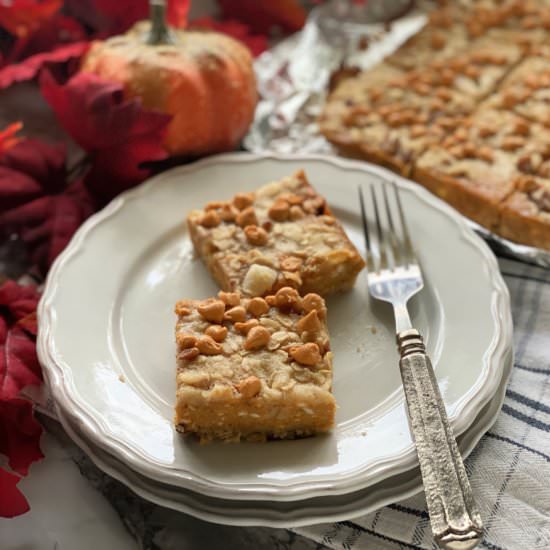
[0,179,95,271]
[0,280,40,323]
[0,41,89,90]
[217,0,307,34]
[0,398,43,475]
[0,282,41,399]
[40,70,171,202]
[0,122,23,155]
[0,0,62,38]
[64,0,187,35]
[0,138,67,201]
[190,17,268,57]
[0,467,30,517]
[167,0,190,29]
[6,14,87,64]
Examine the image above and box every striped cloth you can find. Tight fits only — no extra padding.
[294,258,550,550]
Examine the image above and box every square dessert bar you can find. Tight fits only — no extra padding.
[174,287,336,442]
[187,170,365,297]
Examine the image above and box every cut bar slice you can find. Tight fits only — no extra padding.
[414,109,550,230]
[187,170,365,297]
[174,288,335,443]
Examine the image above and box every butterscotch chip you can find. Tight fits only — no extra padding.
[234,319,259,334]
[174,293,335,442]
[268,199,290,221]
[247,297,269,317]
[175,301,192,316]
[289,343,322,366]
[196,335,223,355]
[236,207,258,227]
[219,204,238,222]
[502,136,526,151]
[296,310,321,335]
[224,306,247,323]
[233,192,254,210]
[197,300,225,323]
[477,146,494,163]
[205,201,226,210]
[178,347,200,361]
[205,325,228,342]
[244,225,268,246]
[218,291,240,307]
[430,32,446,50]
[274,287,300,310]
[302,293,327,318]
[199,210,220,228]
[244,326,271,350]
[289,205,305,220]
[236,376,262,398]
[177,333,197,349]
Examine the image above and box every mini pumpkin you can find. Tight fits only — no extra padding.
[81,1,258,157]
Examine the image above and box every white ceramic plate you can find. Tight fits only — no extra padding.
[38,153,512,501]
[54,346,512,527]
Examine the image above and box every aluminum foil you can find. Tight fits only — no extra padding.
[244,3,550,268]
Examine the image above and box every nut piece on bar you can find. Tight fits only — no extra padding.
[174,288,335,443]
[187,170,365,297]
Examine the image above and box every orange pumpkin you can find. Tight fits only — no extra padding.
[81,2,258,156]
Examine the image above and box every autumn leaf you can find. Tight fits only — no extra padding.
[0,398,43,475]
[0,0,62,38]
[0,280,43,517]
[0,138,66,210]
[40,70,171,202]
[64,0,189,35]
[0,467,30,517]
[0,282,42,399]
[0,280,40,324]
[1,178,95,272]
[0,138,96,273]
[0,122,23,155]
[0,41,89,90]
[167,0,190,28]
[190,17,268,57]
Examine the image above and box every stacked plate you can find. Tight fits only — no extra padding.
[37,154,513,527]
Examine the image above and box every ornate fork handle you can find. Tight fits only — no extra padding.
[398,329,483,550]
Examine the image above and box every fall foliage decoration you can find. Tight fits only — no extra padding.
[0,0,299,519]
[81,1,258,156]
[0,281,43,517]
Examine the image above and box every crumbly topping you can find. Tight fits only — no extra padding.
[175,288,332,400]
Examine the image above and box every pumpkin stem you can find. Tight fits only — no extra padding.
[146,0,175,45]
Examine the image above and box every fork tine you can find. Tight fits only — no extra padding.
[392,181,415,266]
[370,184,388,272]
[382,184,399,269]
[358,184,378,272]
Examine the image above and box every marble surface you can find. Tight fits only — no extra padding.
[0,417,326,550]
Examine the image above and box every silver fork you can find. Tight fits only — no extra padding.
[358,183,483,550]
